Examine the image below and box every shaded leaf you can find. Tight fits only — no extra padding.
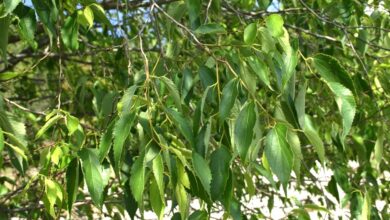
[66,158,80,212]
[160,76,182,111]
[219,79,238,122]
[130,155,145,204]
[192,152,212,196]
[165,108,194,147]
[98,121,114,162]
[264,123,293,185]
[79,148,104,207]
[61,13,79,50]
[195,23,226,35]
[210,147,231,201]
[313,54,355,94]
[234,102,256,159]
[113,112,136,174]
[0,15,11,64]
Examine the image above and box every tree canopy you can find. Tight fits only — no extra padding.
[0,0,389,219]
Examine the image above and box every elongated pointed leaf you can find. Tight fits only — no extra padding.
[98,121,114,162]
[219,79,238,122]
[265,123,293,185]
[66,158,80,212]
[295,84,306,128]
[0,15,11,64]
[244,23,257,44]
[61,13,79,50]
[152,154,164,201]
[165,108,194,147]
[66,114,79,136]
[328,82,356,139]
[247,57,271,89]
[186,0,201,29]
[160,76,182,111]
[14,4,37,48]
[304,116,325,164]
[119,85,137,114]
[234,102,256,159]
[35,115,62,140]
[79,148,104,207]
[130,155,145,204]
[210,147,231,201]
[150,177,165,220]
[313,54,355,94]
[32,0,58,44]
[113,112,136,174]
[195,23,225,35]
[89,3,111,26]
[192,152,212,196]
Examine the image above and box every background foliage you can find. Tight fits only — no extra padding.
[0,0,389,219]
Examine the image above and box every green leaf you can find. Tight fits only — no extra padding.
[89,3,111,26]
[361,193,371,220]
[371,129,383,171]
[304,116,325,164]
[66,158,80,213]
[50,146,62,165]
[113,112,136,174]
[14,4,37,48]
[66,114,79,136]
[175,182,189,219]
[287,131,302,180]
[219,79,238,122]
[195,23,226,35]
[295,83,306,128]
[265,123,293,185]
[32,0,58,44]
[189,210,208,220]
[266,14,284,37]
[4,0,21,14]
[165,108,194,147]
[313,54,355,94]
[98,121,114,162]
[185,0,201,29]
[244,23,257,44]
[0,15,11,65]
[192,152,212,196]
[0,128,4,166]
[247,57,272,89]
[61,13,79,50]
[160,76,182,111]
[83,6,94,29]
[150,177,165,220]
[35,114,62,140]
[210,147,231,201]
[152,154,165,201]
[327,82,356,139]
[118,85,137,115]
[130,155,145,204]
[0,71,22,81]
[79,148,104,207]
[44,178,62,217]
[234,102,256,159]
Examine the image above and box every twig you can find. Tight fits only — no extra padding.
[3,97,46,116]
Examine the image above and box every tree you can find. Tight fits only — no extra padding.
[0,0,389,219]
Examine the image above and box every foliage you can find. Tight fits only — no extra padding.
[0,0,389,219]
